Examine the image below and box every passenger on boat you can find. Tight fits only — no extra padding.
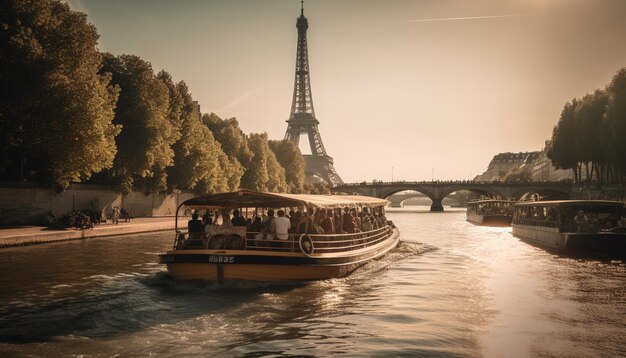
[263,209,275,228]
[361,213,373,232]
[370,215,378,229]
[249,216,263,232]
[231,209,247,227]
[376,211,387,228]
[342,207,356,233]
[574,210,589,232]
[215,209,232,227]
[202,210,212,225]
[351,209,362,232]
[298,210,320,234]
[291,209,302,231]
[319,208,335,234]
[188,213,203,233]
[272,209,291,240]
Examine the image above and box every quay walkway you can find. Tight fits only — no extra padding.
[0,217,184,249]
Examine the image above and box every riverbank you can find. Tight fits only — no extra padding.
[0,217,185,249]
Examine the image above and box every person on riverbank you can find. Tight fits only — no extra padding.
[121,208,130,223]
[112,206,120,225]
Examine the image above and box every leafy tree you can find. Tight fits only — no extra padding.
[266,143,288,193]
[165,80,240,192]
[547,100,581,182]
[202,113,253,167]
[240,133,287,192]
[240,133,269,191]
[574,90,608,183]
[269,139,305,193]
[503,166,532,183]
[605,68,626,182]
[304,182,330,194]
[100,53,176,194]
[0,0,120,190]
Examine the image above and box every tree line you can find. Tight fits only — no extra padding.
[546,68,626,184]
[0,0,327,194]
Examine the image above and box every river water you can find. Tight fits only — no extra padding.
[1,208,626,357]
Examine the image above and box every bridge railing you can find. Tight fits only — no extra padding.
[335,179,575,187]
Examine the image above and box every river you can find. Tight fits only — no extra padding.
[1,208,625,357]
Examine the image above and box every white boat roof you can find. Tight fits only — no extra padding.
[181,190,389,209]
[514,200,624,207]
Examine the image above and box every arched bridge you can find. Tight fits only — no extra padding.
[332,181,575,211]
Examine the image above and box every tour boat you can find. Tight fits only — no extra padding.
[159,190,400,282]
[511,200,626,258]
[466,199,516,226]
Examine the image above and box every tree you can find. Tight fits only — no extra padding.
[574,90,608,183]
[100,53,176,194]
[605,68,626,182]
[164,79,240,193]
[0,0,120,190]
[240,133,269,191]
[269,139,305,193]
[304,182,330,194]
[240,133,287,192]
[547,100,581,182]
[202,113,253,168]
[503,166,531,183]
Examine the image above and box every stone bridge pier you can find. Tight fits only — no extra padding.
[430,197,444,212]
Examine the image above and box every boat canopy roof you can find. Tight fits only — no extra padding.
[514,200,624,207]
[180,190,389,209]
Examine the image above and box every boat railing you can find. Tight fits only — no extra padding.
[511,217,560,229]
[174,225,393,253]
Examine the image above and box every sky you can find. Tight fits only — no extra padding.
[66,0,626,183]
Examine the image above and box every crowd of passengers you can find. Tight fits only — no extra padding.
[187,206,388,240]
[514,206,626,232]
[467,204,513,216]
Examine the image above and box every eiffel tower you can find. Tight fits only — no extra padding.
[284,2,343,186]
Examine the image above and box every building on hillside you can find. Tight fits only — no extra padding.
[530,150,574,181]
[474,151,542,181]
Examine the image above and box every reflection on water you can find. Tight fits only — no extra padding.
[1,208,625,357]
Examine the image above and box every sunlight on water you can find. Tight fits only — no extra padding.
[1,210,625,357]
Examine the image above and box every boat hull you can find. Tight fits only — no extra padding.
[512,224,626,258]
[160,228,400,282]
[466,213,512,226]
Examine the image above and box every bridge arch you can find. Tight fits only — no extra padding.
[331,181,575,211]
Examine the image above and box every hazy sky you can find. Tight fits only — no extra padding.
[67,0,626,183]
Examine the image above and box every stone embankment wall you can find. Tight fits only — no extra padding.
[0,182,195,226]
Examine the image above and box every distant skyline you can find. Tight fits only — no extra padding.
[67,0,626,183]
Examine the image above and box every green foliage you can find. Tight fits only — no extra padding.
[239,133,287,192]
[605,68,626,173]
[162,79,240,193]
[202,113,253,167]
[269,139,305,193]
[100,53,176,194]
[240,133,270,191]
[503,166,531,183]
[0,0,120,190]
[304,182,331,194]
[547,67,626,183]
[547,100,579,173]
